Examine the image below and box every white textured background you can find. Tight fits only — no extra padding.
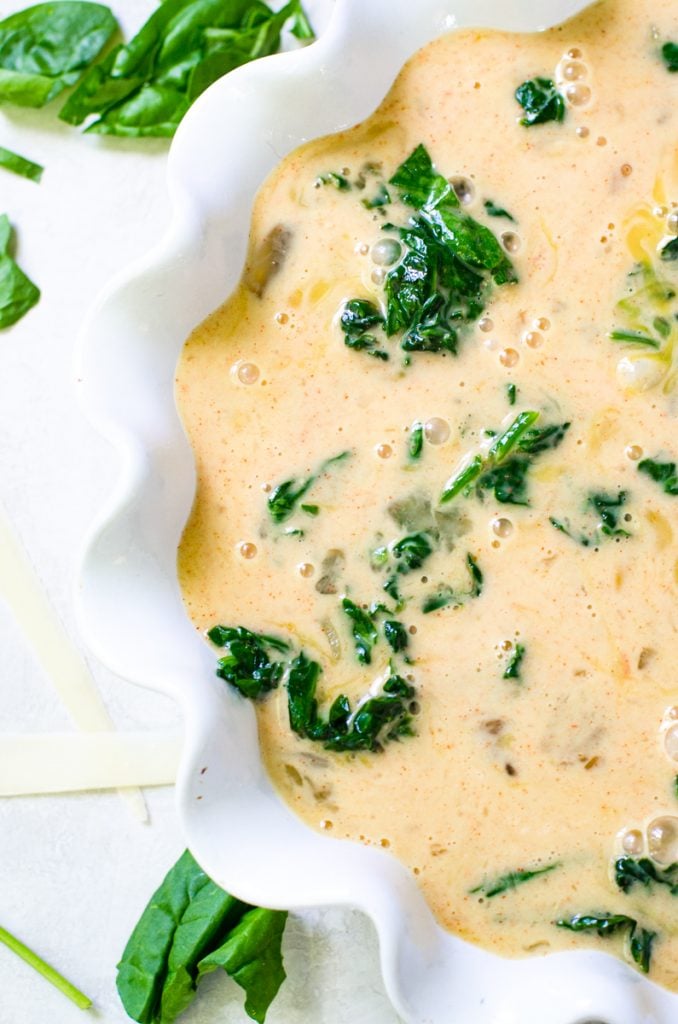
[0,1,400,1020]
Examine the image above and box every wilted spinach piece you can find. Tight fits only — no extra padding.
[662,41,678,72]
[116,849,287,1024]
[0,145,43,182]
[287,654,417,752]
[503,643,525,680]
[0,1,117,108]
[550,490,630,547]
[0,214,40,328]
[614,856,678,896]
[638,456,678,495]
[382,619,408,654]
[315,171,350,190]
[362,183,391,209]
[484,199,515,221]
[440,412,570,507]
[515,77,565,126]
[506,382,517,406]
[408,421,424,461]
[60,0,313,137]
[208,625,289,698]
[341,598,378,665]
[471,862,558,898]
[422,552,482,613]
[660,236,678,262]
[340,298,388,360]
[341,144,516,362]
[392,531,435,573]
[268,450,350,523]
[556,913,656,974]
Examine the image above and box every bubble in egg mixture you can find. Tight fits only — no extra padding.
[371,268,387,285]
[535,317,551,331]
[298,562,314,578]
[235,361,260,385]
[239,542,257,559]
[499,348,519,368]
[565,83,592,106]
[492,517,513,538]
[371,238,402,266]
[377,443,393,459]
[501,231,521,254]
[562,60,587,80]
[524,330,543,349]
[450,176,474,205]
[425,417,450,445]
[664,723,678,761]
[478,316,494,332]
[647,816,678,864]
[621,828,644,855]
[576,125,590,139]
[625,444,643,461]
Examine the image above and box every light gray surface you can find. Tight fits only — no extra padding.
[0,1,398,1020]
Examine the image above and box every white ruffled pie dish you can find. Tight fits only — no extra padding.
[75,1,678,1021]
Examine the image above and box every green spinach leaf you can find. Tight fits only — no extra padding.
[471,863,559,898]
[662,41,678,72]
[638,456,678,495]
[614,856,678,896]
[60,0,314,137]
[422,552,483,613]
[515,77,565,126]
[0,214,40,328]
[116,849,286,1024]
[556,912,656,974]
[503,643,525,680]
[342,597,379,665]
[484,199,515,221]
[208,625,289,698]
[0,145,43,182]
[268,450,350,524]
[0,2,117,108]
[660,236,678,262]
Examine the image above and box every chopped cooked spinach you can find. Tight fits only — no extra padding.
[408,421,424,461]
[614,856,678,896]
[556,913,656,974]
[471,862,559,898]
[392,531,435,573]
[515,77,565,126]
[382,619,409,654]
[362,184,391,209]
[507,382,517,405]
[301,503,319,516]
[550,490,630,546]
[662,41,678,73]
[422,552,483,613]
[60,0,314,137]
[116,849,287,1024]
[340,298,388,360]
[208,626,289,699]
[342,598,378,665]
[315,172,351,190]
[0,214,40,328]
[341,144,516,362]
[287,654,417,752]
[503,643,525,680]
[638,456,678,495]
[268,450,350,523]
[0,1,117,108]
[484,199,515,221]
[440,411,570,506]
[0,145,43,183]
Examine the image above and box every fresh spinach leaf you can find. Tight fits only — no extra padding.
[268,450,350,524]
[638,456,678,495]
[0,1,117,108]
[0,145,43,182]
[208,625,289,698]
[0,923,90,1010]
[60,0,314,137]
[471,863,559,898]
[0,214,40,328]
[614,856,678,896]
[515,77,565,126]
[484,199,515,221]
[556,912,656,974]
[503,643,525,680]
[116,849,286,1024]
[342,597,378,665]
[662,41,678,72]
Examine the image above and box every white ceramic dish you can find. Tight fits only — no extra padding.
[75,2,678,1022]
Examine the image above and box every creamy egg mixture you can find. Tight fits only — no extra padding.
[176,0,678,988]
